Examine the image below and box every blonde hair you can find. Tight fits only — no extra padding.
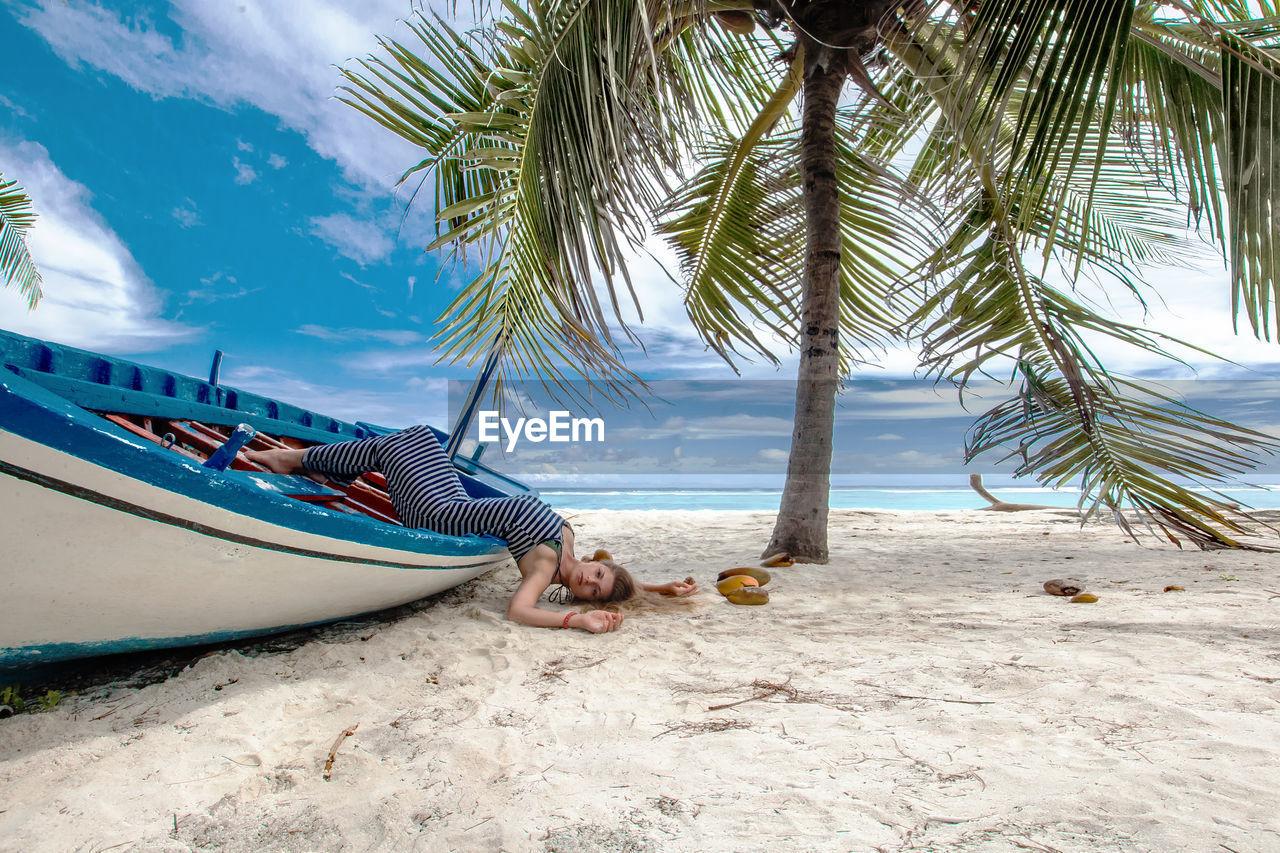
[599,559,636,603]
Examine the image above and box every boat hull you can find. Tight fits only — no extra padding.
[0,430,510,669]
[0,329,522,671]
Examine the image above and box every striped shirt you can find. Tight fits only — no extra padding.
[302,425,565,561]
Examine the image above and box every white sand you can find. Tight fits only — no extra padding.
[2,509,1280,852]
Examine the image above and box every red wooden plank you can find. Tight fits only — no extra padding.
[101,413,408,528]
[100,413,204,462]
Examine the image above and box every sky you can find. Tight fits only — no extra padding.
[4,0,1280,485]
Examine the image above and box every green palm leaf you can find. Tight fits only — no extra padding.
[1222,33,1280,339]
[0,174,41,308]
[915,0,1136,234]
[340,4,664,403]
[1118,21,1227,244]
[656,124,938,370]
[970,368,1278,548]
[913,221,1278,546]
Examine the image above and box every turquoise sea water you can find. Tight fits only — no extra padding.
[542,485,1280,512]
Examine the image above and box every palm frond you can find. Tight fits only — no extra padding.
[913,214,1271,546]
[890,15,1199,293]
[1022,127,1204,287]
[1113,26,1226,244]
[655,70,939,372]
[887,6,1280,546]
[648,3,790,138]
[1221,32,1280,339]
[969,367,1279,548]
[914,220,1196,382]
[902,3,1234,271]
[924,0,1137,237]
[0,175,42,308]
[654,58,805,365]
[339,2,671,400]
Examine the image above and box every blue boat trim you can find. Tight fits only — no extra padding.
[0,616,405,675]
[217,470,346,498]
[6,364,376,447]
[0,458,503,572]
[0,371,509,558]
[1,328,536,499]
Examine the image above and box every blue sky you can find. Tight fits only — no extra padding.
[4,0,1280,484]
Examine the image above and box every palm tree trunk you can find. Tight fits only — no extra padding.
[765,57,846,563]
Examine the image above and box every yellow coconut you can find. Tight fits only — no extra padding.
[716,567,772,586]
[727,587,769,605]
[716,576,760,596]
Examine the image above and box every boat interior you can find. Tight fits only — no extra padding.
[97,412,405,525]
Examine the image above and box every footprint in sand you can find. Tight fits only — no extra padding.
[455,648,510,677]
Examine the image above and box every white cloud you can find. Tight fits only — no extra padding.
[608,413,795,441]
[232,156,258,185]
[0,138,195,352]
[837,384,989,420]
[294,324,425,346]
[9,0,776,378]
[1062,257,1280,378]
[683,414,795,437]
[839,449,957,471]
[180,271,258,308]
[309,212,395,265]
[0,93,33,121]
[171,198,200,228]
[267,152,287,169]
[756,447,789,463]
[345,347,440,374]
[16,0,424,191]
[336,270,377,293]
[224,364,448,428]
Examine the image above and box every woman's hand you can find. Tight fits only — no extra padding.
[573,610,624,633]
[657,578,698,597]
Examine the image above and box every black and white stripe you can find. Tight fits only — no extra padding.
[302,426,565,561]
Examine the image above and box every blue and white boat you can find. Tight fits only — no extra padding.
[0,328,526,671]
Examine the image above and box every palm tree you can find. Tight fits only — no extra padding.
[0,173,41,307]
[341,0,1280,559]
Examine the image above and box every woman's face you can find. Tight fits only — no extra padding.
[567,561,616,601]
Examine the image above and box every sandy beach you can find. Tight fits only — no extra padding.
[2,508,1279,852]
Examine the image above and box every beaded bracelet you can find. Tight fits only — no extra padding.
[563,611,577,629]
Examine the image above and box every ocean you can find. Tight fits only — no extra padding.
[539,485,1280,512]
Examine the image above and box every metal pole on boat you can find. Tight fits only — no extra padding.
[209,349,224,386]
[446,329,506,461]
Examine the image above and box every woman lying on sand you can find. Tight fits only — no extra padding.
[246,426,697,634]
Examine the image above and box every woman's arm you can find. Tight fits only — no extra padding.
[640,578,699,596]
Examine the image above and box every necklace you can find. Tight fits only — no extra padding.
[547,564,571,604]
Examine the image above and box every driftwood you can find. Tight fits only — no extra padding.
[969,474,1059,512]
[322,723,358,781]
